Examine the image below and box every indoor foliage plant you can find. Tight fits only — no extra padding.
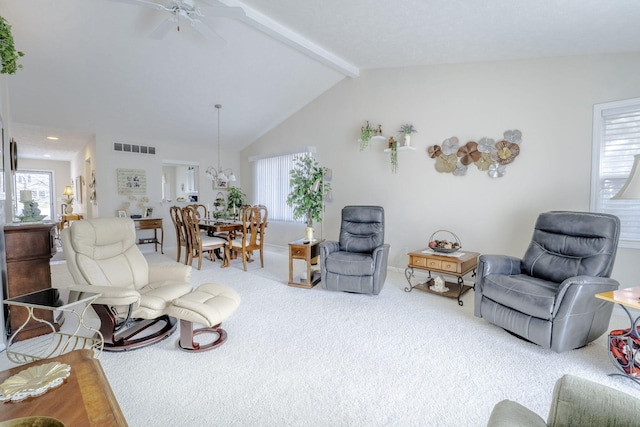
[226,186,246,219]
[286,153,331,241]
[0,16,24,75]
[388,137,398,173]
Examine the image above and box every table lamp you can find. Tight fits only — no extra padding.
[612,154,640,200]
[63,185,74,214]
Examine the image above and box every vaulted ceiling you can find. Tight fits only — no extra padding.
[2,0,640,160]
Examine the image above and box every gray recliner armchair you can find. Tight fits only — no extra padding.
[319,205,390,295]
[475,211,620,352]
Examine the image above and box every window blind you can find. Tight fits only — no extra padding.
[253,151,312,222]
[592,99,640,246]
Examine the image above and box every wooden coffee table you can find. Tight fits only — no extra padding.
[404,248,479,306]
[0,350,127,426]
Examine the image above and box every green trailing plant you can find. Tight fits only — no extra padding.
[286,154,331,227]
[389,137,398,173]
[0,16,24,75]
[359,120,375,151]
[226,186,246,215]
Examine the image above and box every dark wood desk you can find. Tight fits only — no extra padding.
[0,350,128,426]
[133,218,163,253]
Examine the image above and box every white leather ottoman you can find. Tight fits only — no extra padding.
[168,283,241,352]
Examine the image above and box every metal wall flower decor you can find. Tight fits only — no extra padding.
[427,130,522,178]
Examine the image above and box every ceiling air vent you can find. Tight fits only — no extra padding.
[113,142,156,155]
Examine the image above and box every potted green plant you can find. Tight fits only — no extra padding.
[227,186,246,219]
[0,16,24,75]
[388,137,398,173]
[359,120,375,151]
[399,123,417,147]
[286,153,331,241]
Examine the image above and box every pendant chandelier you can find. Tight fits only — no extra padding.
[205,104,236,184]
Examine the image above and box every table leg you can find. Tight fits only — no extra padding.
[607,305,640,385]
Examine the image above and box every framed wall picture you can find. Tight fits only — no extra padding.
[214,178,228,189]
[145,207,154,218]
[117,209,127,218]
[117,168,146,195]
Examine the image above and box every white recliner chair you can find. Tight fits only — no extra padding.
[61,217,193,351]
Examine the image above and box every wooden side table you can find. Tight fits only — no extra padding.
[133,218,163,253]
[404,248,479,306]
[595,287,640,385]
[288,239,324,288]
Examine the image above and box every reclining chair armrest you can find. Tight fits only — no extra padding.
[148,263,192,284]
[319,240,340,259]
[478,254,522,277]
[487,399,547,427]
[553,276,620,316]
[67,285,141,307]
[475,255,522,317]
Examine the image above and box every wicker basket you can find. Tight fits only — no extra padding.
[428,230,462,253]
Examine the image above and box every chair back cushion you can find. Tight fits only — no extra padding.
[339,206,385,253]
[64,217,149,289]
[521,211,620,283]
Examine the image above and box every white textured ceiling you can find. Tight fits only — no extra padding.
[2,0,640,160]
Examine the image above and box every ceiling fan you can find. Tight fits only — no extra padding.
[110,0,245,44]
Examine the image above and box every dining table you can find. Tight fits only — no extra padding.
[198,218,245,267]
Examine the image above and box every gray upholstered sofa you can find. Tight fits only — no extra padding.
[487,374,640,426]
[475,211,621,352]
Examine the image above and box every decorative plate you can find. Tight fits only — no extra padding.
[0,362,71,402]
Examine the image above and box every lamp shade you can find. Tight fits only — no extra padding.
[612,154,640,200]
[63,185,74,197]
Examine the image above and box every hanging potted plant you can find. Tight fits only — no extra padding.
[227,186,246,220]
[399,123,417,147]
[286,153,331,241]
[388,137,398,173]
[0,16,24,75]
[359,120,375,151]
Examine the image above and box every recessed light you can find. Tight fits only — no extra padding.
[43,154,52,158]
[46,136,59,140]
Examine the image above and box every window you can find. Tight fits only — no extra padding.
[252,149,314,222]
[13,170,54,220]
[591,98,640,247]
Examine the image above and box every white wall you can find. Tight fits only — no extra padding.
[93,134,240,249]
[242,53,640,286]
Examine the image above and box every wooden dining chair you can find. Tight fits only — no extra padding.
[170,205,189,264]
[191,203,208,220]
[229,205,268,271]
[182,205,227,270]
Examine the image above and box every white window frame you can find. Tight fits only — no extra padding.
[251,147,316,223]
[591,97,640,248]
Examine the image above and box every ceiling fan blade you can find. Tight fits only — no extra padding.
[109,0,168,11]
[150,17,178,39]
[190,19,226,46]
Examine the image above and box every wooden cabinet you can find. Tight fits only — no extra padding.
[3,222,58,341]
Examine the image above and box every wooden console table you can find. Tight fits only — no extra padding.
[288,239,324,288]
[133,218,163,253]
[0,350,127,426]
[404,248,479,306]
